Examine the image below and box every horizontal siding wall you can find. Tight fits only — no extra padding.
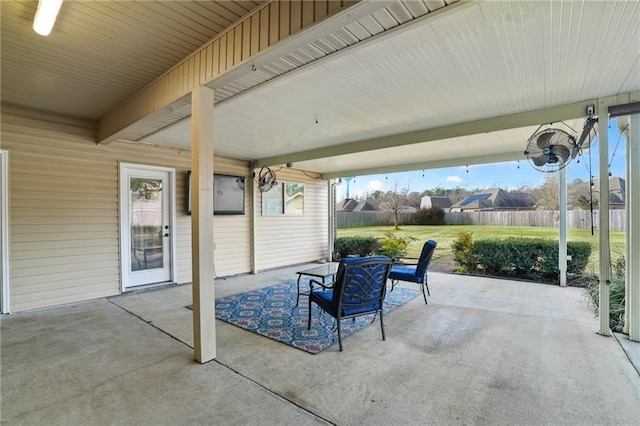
[176,157,252,282]
[1,106,253,312]
[255,168,329,271]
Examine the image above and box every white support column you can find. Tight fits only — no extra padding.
[328,180,335,263]
[251,168,258,274]
[1,150,10,314]
[559,167,568,287]
[628,113,640,341]
[623,118,630,335]
[597,101,611,336]
[191,86,216,362]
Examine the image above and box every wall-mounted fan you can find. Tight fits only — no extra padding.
[257,167,277,192]
[524,126,577,173]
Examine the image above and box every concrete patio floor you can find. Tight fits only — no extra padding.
[2,267,639,425]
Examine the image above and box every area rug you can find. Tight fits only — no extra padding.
[211,281,421,354]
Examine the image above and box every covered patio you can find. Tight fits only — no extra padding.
[2,268,639,424]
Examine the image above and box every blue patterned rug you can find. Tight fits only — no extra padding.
[212,281,421,354]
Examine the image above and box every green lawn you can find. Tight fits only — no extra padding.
[337,225,625,272]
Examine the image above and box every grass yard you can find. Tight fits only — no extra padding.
[337,225,625,274]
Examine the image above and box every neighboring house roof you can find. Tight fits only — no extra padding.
[593,177,626,206]
[352,202,377,212]
[451,189,535,211]
[338,199,359,212]
[338,199,377,212]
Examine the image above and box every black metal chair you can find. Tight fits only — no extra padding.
[307,256,393,351]
[388,240,437,304]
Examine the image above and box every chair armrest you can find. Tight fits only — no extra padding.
[309,278,335,291]
[393,257,419,266]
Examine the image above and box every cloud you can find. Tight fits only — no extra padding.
[446,175,464,183]
[367,180,384,191]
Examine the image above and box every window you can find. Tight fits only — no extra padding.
[262,182,304,215]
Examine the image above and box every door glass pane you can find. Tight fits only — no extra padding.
[130,178,163,272]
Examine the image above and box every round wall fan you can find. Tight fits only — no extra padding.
[524,127,577,173]
[257,167,277,192]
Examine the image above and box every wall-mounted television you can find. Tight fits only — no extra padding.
[187,171,246,215]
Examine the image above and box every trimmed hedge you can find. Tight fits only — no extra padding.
[411,206,446,225]
[454,237,592,283]
[334,236,380,259]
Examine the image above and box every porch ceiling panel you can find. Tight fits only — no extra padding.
[2,0,639,179]
[142,0,640,177]
[0,0,264,120]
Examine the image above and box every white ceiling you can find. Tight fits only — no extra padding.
[142,0,640,177]
[2,1,639,179]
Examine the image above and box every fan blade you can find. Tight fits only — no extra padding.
[536,132,554,149]
[553,144,571,163]
[532,154,550,167]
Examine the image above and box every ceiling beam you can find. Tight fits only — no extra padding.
[97,0,395,145]
[255,99,595,168]
[319,151,525,179]
[256,92,640,169]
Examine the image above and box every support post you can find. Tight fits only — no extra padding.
[628,113,640,341]
[597,101,611,336]
[191,86,216,362]
[251,170,258,274]
[328,179,337,262]
[559,167,567,287]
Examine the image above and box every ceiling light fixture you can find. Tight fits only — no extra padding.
[33,0,63,36]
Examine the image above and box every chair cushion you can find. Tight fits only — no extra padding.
[341,301,381,316]
[310,290,338,316]
[311,289,382,317]
[389,266,424,284]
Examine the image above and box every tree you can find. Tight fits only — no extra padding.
[567,178,592,210]
[378,178,410,229]
[406,191,422,207]
[530,174,559,210]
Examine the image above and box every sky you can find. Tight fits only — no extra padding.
[336,118,629,201]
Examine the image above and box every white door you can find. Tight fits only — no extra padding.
[120,164,175,290]
[1,150,9,313]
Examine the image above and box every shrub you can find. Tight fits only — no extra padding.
[587,252,626,331]
[411,206,446,225]
[377,231,415,259]
[451,231,475,273]
[334,236,380,259]
[453,237,592,283]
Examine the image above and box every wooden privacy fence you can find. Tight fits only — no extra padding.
[337,210,626,231]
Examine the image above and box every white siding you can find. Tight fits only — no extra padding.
[1,106,254,312]
[255,168,329,271]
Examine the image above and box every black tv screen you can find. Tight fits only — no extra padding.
[187,172,246,215]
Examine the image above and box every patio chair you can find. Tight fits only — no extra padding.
[388,240,437,304]
[307,256,393,351]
